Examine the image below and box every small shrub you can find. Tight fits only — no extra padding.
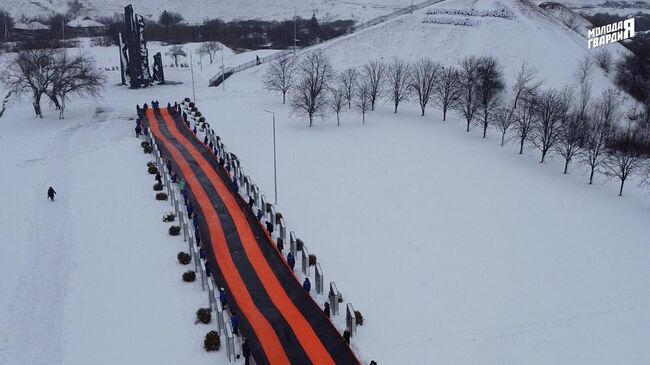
[188,102,195,108]
[143,145,153,154]
[194,111,202,117]
[308,254,317,266]
[204,331,221,352]
[191,107,198,112]
[153,182,163,191]
[178,251,191,265]
[156,192,168,201]
[196,308,212,324]
[296,238,304,251]
[141,141,150,148]
[355,310,364,326]
[198,116,206,123]
[169,225,181,236]
[183,270,196,282]
[184,97,191,103]
[147,161,156,168]
[163,212,176,222]
[148,165,158,174]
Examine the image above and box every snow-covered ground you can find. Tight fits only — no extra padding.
[2,0,650,364]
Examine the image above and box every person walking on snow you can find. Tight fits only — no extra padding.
[135,124,142,138]
[47,186,57,201]
[303,278,311,293]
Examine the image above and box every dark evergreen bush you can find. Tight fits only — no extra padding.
[178,251,191,265]
[163,212,176,222]
[169,225,181,236]
[296,238,304,251]
[141,141,150,148]
[196,308,212,324]
[183,270,196,282]
[204,331,221,352]
[308,254,317,266]
[143,145,153,154]
[184,97,191,103]
[188,102,195,108]
[194,111,202,117]
[148,165,158,174]
[155,192,168,201]
[355,310,364,326]
[147,161,156,168]
[198,117,206,123]
[153,182,163,191]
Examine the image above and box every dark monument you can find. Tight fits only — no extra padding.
[119,5,154,88]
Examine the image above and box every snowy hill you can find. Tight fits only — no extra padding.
[4,0,416,23]
[2,0,650,364]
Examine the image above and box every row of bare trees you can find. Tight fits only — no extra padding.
[0,47,104,119]
[264,51,650,195]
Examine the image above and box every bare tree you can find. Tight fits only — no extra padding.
[340,67,358,109]
[455,56,481,131]
[354,79,372,124]
[263,57,295,104]
[581,88,619,184]
[511,61,542,111]
[475,56,505,138]
[604,127,649,196]
[493,106,515,146]
[47,53,105,119]
[197,41,221,64]
[594,48,612,73]
[556,112,586,174]
[559,12,580,31]
[362,59,386,111]
[409,58,442,117]
[575,55,594,85]
[0,48,58,118]
[387,58,411,113]
[532,88,569,163]
[514,95,537,154]
[289,50,333,127]
[166,45,186,67]
[433,66,460,121]
[329,82,346,126]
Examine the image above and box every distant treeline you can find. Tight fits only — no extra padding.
[0,7,353,52]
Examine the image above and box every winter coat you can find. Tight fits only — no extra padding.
[231,314,239,334]
[179,179,186,192]
[287,253,295,269]
[242,340,251,358]
[219,290,227,306]
[303,278,311,293]
[324,302,330,318]
[343,330,351,344]
[47,187,56,198]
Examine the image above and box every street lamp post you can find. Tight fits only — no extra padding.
[264,110,278,204]
[190,51,196,102]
